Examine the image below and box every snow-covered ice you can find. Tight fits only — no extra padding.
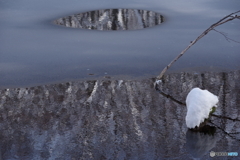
[185,88,219,129]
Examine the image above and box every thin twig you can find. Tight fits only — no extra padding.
[211,114,240,122]
[209,121,240,141]
[213,29,240,43]
[156,10,240,80]
[155,87,186,105]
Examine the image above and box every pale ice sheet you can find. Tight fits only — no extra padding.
[0,0,240,87]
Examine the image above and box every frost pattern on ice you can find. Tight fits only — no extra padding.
[185,88,219,128]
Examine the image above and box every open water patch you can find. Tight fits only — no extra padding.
[53,9,164,30]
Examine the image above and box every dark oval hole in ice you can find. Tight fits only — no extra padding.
[54,9,164,31]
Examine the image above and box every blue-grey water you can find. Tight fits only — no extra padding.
[0,0,240,88]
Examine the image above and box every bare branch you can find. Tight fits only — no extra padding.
[213,29,240,43]
[211,113,240,122]
[156,10,240,80]
[209,121,240,141]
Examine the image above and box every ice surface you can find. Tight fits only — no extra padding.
[1,0,240,87]
[185,88,219,128]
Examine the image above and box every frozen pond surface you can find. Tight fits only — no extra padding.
[0,71,239,159]
[0,0,240,88]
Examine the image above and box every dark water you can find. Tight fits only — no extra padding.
[0,71,239,159]
[54,9,164,30]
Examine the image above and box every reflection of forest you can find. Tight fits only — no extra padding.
[0,70,239,159]
[54,9,164,30]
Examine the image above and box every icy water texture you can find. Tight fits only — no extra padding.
[0,71,240,160]
[54,9,164,31]
[0,0,240,87]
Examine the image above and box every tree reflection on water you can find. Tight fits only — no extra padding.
[0,70,239,159]
[54,9,164,30]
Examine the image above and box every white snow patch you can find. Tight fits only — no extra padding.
[185,88,219,128]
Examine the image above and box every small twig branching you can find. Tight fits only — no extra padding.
[209,121,240,141]
[155,11,240,138]
[211,113,240,122]
[156,10,240,80]
[213,29,240,43]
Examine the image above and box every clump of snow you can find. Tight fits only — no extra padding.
[185,88,219,129]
